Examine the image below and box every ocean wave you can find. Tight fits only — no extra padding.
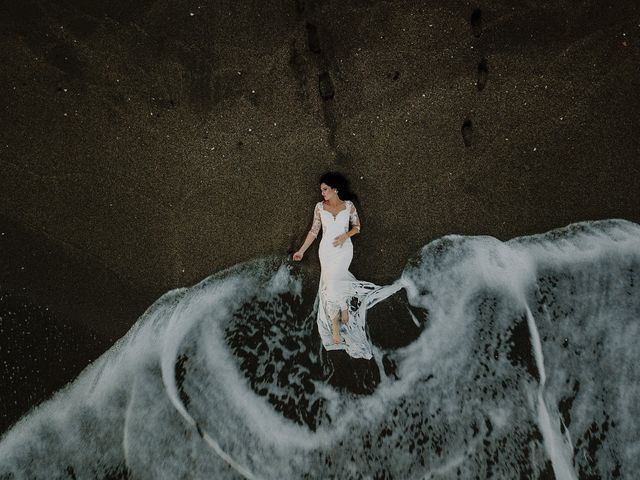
[1,219,639,479]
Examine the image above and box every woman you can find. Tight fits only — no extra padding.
[293,172,388,360]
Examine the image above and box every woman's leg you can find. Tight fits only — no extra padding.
[331,313,342,344]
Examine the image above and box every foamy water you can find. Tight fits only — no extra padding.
[1,219,639,479]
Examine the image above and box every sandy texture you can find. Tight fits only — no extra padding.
[2,0,640,292]
[1,0,640,430]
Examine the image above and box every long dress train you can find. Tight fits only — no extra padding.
[309,200,401,360]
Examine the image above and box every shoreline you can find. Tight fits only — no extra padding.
[2,0,640,434]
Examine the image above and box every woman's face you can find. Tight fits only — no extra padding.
[320,183,338,201]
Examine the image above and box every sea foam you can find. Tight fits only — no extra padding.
[1,219,639,479]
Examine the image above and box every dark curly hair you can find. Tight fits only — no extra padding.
[319,171,358,202]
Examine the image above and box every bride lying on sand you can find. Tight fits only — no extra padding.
[293,172,395,360]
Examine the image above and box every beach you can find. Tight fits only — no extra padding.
[2,0,640,437]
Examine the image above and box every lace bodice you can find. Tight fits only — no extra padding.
[310,200,360,238]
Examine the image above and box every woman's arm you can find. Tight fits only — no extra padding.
[332,226,359,247]
[333,201,361,246]
[293,204,321,261]
[293,232,316,260]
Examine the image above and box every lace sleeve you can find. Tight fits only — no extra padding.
[310,203,321,238]
[349,201,361,232]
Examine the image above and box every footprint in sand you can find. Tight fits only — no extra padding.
[306,22,321,53]
[471,9,482,38]
[318,71,335,100]
[462,119,473,147]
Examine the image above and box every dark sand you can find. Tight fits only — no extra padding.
[1,0,640,432]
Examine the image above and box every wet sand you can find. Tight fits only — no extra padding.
[1,0,640,432]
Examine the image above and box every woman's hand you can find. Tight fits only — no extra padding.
[292,250,304,261]
[332,234,348,247]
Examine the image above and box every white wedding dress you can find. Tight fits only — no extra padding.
[310,200,401,359]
